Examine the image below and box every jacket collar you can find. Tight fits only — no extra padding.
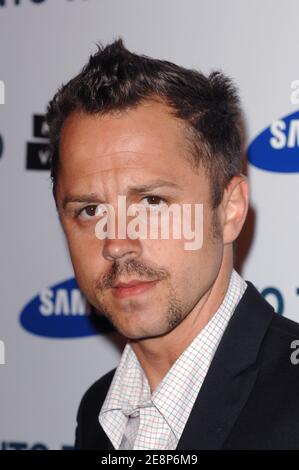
[176,281,274,449]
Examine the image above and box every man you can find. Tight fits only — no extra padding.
[46,39,299,450]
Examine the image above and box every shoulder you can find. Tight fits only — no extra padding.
[232,281,299,373]
[243,280,299,341]
[269,312,299,339]
[258,311,299,382]
[264,311,299,360]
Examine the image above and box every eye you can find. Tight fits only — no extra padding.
[76,204,106,221]
[141,195,167,208]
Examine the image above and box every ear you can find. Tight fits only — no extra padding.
[220,175,249,245]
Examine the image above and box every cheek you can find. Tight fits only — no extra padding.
[145,237,185,265]
[168,221,222,287]
[65,229,102,282]
[146,238,196,288]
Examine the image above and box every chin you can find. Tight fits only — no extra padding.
[122,324,170,341]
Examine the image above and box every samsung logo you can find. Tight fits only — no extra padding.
[247,110,299,172]
[20,278,114,338]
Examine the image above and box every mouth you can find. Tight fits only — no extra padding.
[111,279,159,299]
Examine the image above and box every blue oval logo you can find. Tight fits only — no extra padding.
[247,110,299,172]
[20,278,114,338]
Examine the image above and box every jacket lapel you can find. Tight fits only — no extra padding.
[176,281,274,450]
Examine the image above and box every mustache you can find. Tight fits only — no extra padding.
[95,259,170,290]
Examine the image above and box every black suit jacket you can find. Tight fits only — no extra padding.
[75,281,299,450]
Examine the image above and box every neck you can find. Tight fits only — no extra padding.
[129,251,233,392]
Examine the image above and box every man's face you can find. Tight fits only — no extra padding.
[57,100,224,339]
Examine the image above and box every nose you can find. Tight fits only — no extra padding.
[98,199,143,262]
[102,236,142,263]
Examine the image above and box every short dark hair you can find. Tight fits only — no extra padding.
[46,38,244,208]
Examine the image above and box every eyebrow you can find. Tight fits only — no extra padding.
[62,179,183,209]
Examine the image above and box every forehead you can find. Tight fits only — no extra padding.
[57,99,207,199]
[59,100,190,170]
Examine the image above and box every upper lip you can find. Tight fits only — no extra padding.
[112,279,156,288]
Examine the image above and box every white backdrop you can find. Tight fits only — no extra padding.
[0,0,299,450]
